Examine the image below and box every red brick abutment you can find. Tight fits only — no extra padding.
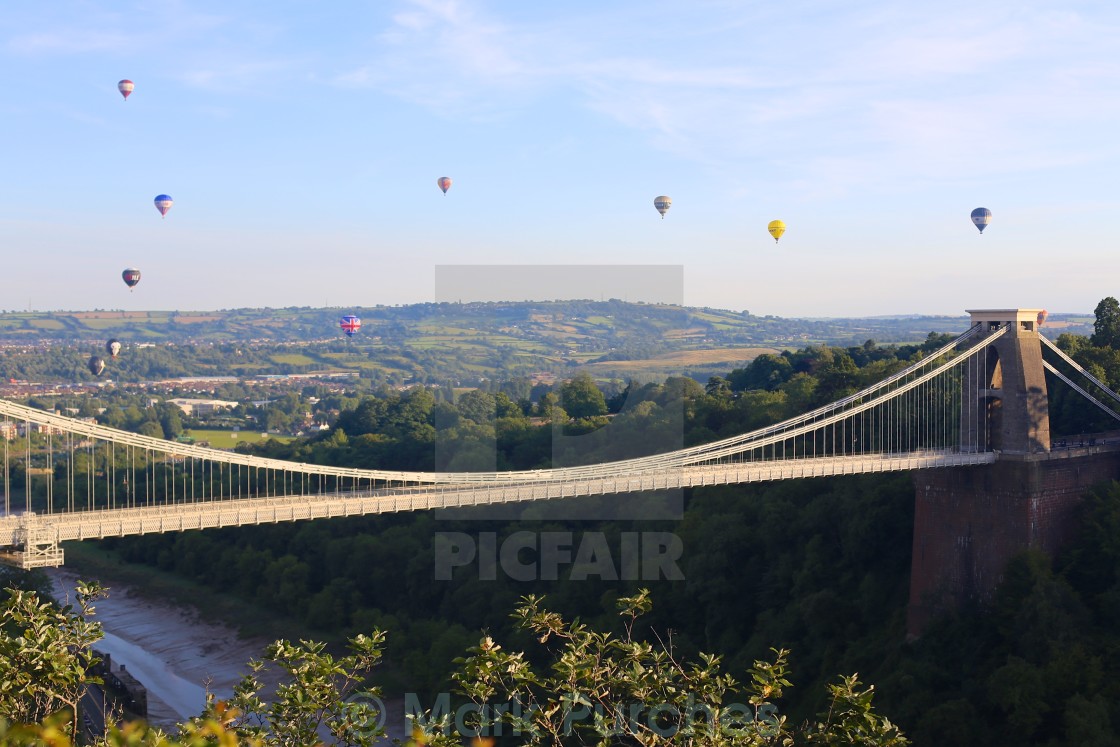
[908,438,1120,638]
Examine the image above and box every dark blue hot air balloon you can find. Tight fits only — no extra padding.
[971,207,991,234]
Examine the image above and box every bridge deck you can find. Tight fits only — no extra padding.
[1,451,994,553]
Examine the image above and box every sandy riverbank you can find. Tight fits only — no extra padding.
[48,569,275,730]
[47,569,409,740]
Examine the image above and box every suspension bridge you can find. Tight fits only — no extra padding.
[2,308,1118,570]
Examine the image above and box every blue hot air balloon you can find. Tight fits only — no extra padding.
[971,207,991,234]
[154,194,174,217]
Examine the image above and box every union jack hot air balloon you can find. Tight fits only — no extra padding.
[340,315,362,337]
[437,176,452,195]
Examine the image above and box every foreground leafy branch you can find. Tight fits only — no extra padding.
[191,633,388,747]
[0,582,106,740]
[1,584,905,746]
[410,589,908,746]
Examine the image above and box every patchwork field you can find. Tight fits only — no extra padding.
[585,347,780,372]
[184,429,294,447]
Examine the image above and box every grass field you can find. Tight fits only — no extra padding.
[585,347,779,371]
[71,311,157,320]
[80,319,135,329]
[185,429,293,447]
[270,353,318,366]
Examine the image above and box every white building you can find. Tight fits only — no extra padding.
[167,398,239,416]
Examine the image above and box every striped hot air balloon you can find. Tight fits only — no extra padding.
[154,194,173,217]
[118,80,134,100]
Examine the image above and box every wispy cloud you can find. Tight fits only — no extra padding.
[8,28,133,55]
[3,2,228,57]
[334,0,1120,192]
[177,58,304,94]
[2,3,294,95]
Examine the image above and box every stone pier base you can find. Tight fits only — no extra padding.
[907,447,1120,637]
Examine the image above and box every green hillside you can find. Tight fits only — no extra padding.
[0,301,1093,385]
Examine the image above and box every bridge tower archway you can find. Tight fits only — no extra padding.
[961,309,1051,455]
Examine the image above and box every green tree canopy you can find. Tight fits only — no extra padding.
[1091,296,1120,349]
[559,372,608,420]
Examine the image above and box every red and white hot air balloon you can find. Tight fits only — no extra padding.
[118,80,134,100]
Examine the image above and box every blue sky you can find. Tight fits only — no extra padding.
[2,0,1118,317]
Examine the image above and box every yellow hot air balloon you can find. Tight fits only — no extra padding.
[767,220,786,243]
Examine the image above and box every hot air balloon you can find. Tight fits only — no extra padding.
[154,194,173,217]
[437,177,452,195]
[122,268,141,290]
[1037,310,1048,327]
[654,196,672,219]
[767,220,786,243]
[971,207,991,234]
[340,315,362,337]
[106,339,122,358]
[118,80,134,100]
[88,355,105,376]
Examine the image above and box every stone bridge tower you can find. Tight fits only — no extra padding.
[908,309,1120,637]
[958,309,1051,454]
